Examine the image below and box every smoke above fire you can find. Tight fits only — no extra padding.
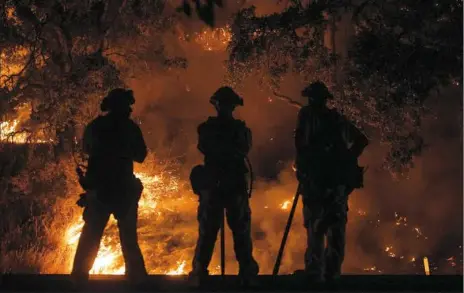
[116,1,463,275]
[1,0,462,275]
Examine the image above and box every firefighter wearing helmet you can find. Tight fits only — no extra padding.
[71,88,148,287]
[294,81,369,283]
[189,86,259,286]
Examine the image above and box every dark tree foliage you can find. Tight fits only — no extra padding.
[0,0,185,149]
[344,0,462,174]
[0,1,185,270]
[1,0,462,176]
[221,0,463,175]
[225,3,333,91]
[177,0,224,27]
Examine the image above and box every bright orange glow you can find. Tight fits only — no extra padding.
[384,245,396,258]
[423,257,430,275]
[63,165,319,275]
[1,104,52,144]
[0,46,29,88]
[65,170,189,275]
[280,200,291,210]
[194,25,232,51]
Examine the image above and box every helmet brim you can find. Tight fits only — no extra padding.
[100,89,135,112]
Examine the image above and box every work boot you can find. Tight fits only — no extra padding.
[324,273,341,283]
[324,262,342,283]
[127,271,148,288]
[293,269,306,276]
[187,269,209,288]
[324,273,341,290]
[238,260,259,288]
[69,272,89,291]
[296,268,325,284]
[304,261,325,284]
[306,272,325,284]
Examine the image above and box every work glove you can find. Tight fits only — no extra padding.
[76,192,87,208]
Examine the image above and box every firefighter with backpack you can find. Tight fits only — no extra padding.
[293,82,369,283]
[188,86,259,287]
[72,89,148,287]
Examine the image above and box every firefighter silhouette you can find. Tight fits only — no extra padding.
[71,88,147,286]
[189,87,259,286]
[294,82,369,282]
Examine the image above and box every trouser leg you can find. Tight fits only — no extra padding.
[325,221,346,278]
[191,191,222,274]
[325,186,348,278]
[71,198,110,278]
[302,186,325,278]
[303,215,325,276]
[117,201,147,280]
[225,194,259,277]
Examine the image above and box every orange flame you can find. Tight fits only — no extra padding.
[280,200,291,210]
[65,170,190,275]
[194,25,232,51]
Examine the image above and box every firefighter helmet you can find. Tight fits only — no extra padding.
[100,88,135,112]
[301,81,333,101]
[209,86,244,107]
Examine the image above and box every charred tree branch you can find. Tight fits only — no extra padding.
[272,91,303,109]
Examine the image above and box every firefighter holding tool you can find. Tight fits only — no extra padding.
[294,81,368,283]
[189,86,259,287]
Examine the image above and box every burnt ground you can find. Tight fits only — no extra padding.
[0,274,462,292]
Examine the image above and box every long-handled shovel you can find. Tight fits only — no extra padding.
[220,207,225,279]
[273,184,301,276]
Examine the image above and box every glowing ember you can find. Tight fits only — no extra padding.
[447,256,457,267]
[413,227,427,239]
[194,25,232,51]
[394,212,408,226]
[363,266,376,272]
[384,245,396,258]
[357,209,367,216]
[363,266,382,273]
[280,200,291,210]
[423,257,430,275]
[5,6,21,24]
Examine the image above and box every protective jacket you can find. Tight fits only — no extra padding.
[191,116,251,194]
[81,113,147,217]
[190,115,258,279]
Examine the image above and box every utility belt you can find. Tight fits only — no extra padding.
[190,162,250,197]
[296,151,364,190]
[77,171,143,220]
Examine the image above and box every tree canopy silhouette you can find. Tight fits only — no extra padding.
[1,0,462,175]
[221,0,462,175]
